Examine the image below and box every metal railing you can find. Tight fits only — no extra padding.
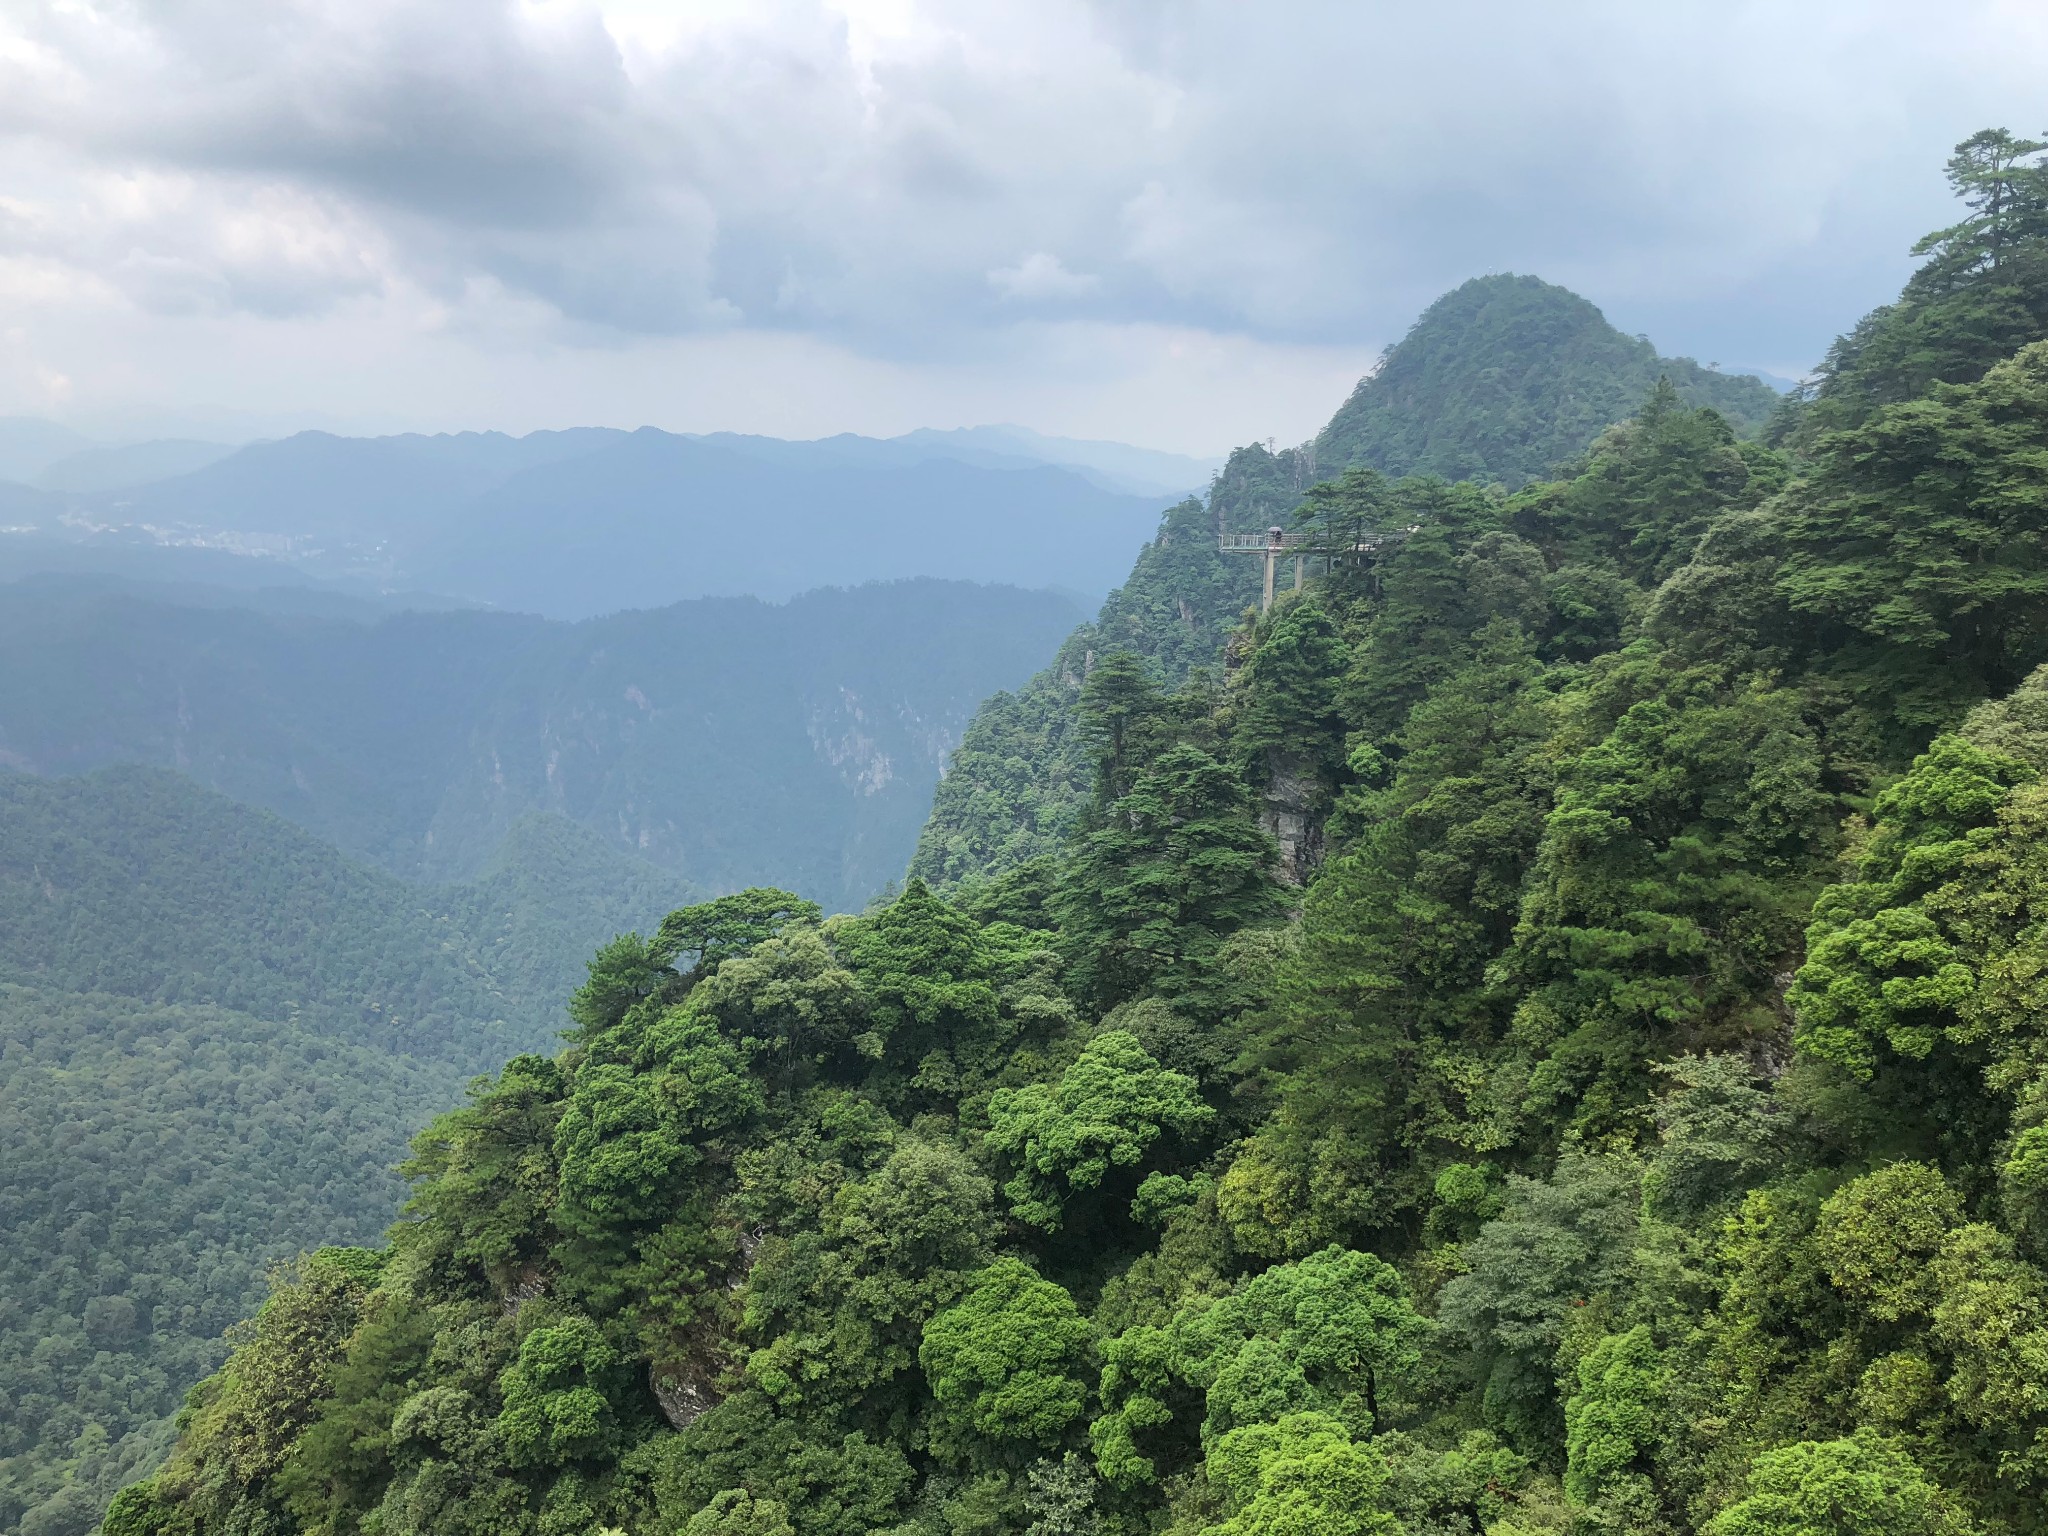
[1218,530,1311,552]
[1218,527,1412,555]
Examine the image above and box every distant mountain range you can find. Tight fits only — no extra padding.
[0,573,1082,914]
[0,420,1220,617]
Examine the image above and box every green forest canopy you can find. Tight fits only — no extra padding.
[70,128,2048,1536]
[0,768,696,1536]
[912,267,1783,891]
[1315,272,1782,489]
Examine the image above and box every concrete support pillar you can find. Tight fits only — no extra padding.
[1263,550,1276,612]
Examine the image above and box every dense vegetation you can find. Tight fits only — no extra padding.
[913,278,1778,888]
[0,988,454,1536]
[1315,274,1781,490]
[98,131,2048,1536]
[911,448,1304,882]
[0,769,695,1536]
[0,577,1079,913]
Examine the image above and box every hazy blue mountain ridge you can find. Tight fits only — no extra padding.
[0,423,1183,616]
[410,431,1171,614]
[0,417,94,483]
[31,439,237,494]
[0,576,1082,912]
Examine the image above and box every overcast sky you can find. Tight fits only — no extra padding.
[1,1,2043,453]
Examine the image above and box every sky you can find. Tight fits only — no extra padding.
[1,0,2044,455]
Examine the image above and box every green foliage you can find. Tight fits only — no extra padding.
[0,983,456,1535]
[1774,342,2048,737]
[655,891,823,974]
[1228,598,1352,791]
[1093,1246,1431,1488]
[1204,1411,1401,1536]
[1317,273,1779,489]
[1438,1153,1641,1450]
[1643,1055,1790,1220]
[985,1031,1213,1230]
[920,1260,1092,1464]
[911,491,1271,887]
[1706,1435,1965,1536]
[1561,1326,1664,1506]
[85,127,2048,1536]
[498,1315,628,1468]
[1515,377,1775,584]
[681,1488,798,1536]
[1798,130,2048,439]
[1052,746,1284,1016]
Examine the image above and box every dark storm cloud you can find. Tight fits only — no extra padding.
[2,0,2042,372]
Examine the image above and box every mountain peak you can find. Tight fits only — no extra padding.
[1315,272,1780,488]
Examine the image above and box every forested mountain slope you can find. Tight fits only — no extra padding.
[915,274,1774,887]
[910,447,1308,883]
[0,578,1080,913]
[0,768,696,1536]
[103,131,2048,1536]
[1315,273,1781,488]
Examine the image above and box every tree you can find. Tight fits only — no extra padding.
[1644,1054,1790,1221]
[1562,1326,1664,1507]
[1525,380,1763,584]
[1341,478,1506,739]
[1228,596,1353,795]
[985,1031,1213,1231]
[742,1137,999,1415]
[680,1488,799,1536]
[1204,1412,1402,1536]
[1706,1435,1964,1536]
[1816,1165,1963,1323]
[496,1314,627,1469]
[1775,343,2048,738]
[655,889,822,974]
[398,1054,568,1288]
[1227,621,1556,1254]
[1189,1246,1434,1443]
[1788,729,2038,1160]
[568,931,674,1044]
[1093,1246,1432,1488]
[830,878,1075,1115]
[920,1259,1092,1465]
[1437,1153,1641,1452]
[678,926,865,1093]
[1912,131,2048,288]
[1078,651,1173,807]
[1805,128,2048,431]
[1053,745,1284,1015]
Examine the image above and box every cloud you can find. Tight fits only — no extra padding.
[0,1,2043,443]
[989,252,1100,302]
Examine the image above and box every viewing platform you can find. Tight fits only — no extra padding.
[1219,524,1410,608]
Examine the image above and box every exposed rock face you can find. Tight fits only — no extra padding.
[498,1265,549,1318]
[1260,753,1324,886]
[649,1225,765,1430]
[651,1364,720,1430]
